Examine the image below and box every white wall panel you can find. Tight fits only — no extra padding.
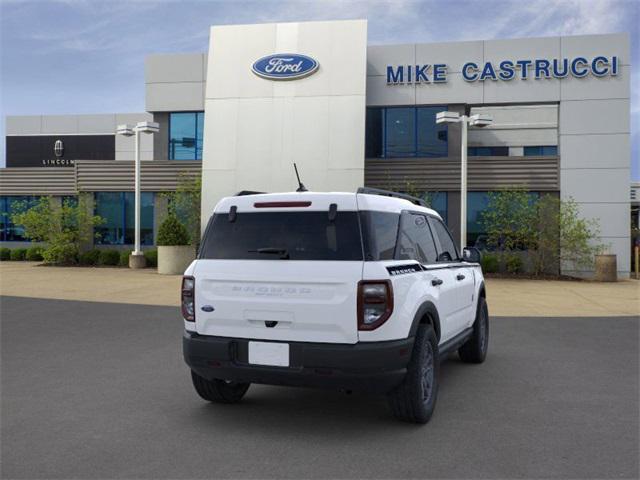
[560,168,629,203]
[483,36,561,64]
[483,77,561,103]
[6,116,42,134]
[560,99,629,135]
[366,75,414,106]
[560,134,629,169]
[146,82,205,112]
[560,33,630,65]
[576,203,629,238]
[366,44,415,77]
[560,65,630,101]
[468,128,557,147]
[415,73,483,104]
[201,20,367,228]
[146,53,205,83]
[415,41,483,73]
[41,116,78,134]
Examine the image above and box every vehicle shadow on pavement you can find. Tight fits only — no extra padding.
[183,354,475,431]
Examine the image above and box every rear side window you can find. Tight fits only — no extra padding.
[359,211,400,261]
[429,217,459,262]
[199,211,363,261]
[396,213,438,264]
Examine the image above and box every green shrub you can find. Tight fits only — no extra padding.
[79,249,101,266]
[11,195,103,265]
[481,253,499,273]
[25,246,44,261]
[505,253,524,274]
[99,249,121,266]
[119,250,130,267]
[157,214,190,246]
[0,248,10,261]
[144,249,158,268]
[42,244,78,265]
[10,248,27,261]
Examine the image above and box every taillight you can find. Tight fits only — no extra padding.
[181,276,195,322]
[357,280,393,330]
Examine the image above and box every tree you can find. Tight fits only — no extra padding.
[163,173,201,247]
[480,188,537,252]
[11,196,104,265]
[481,190,605,276]
[556,197,605,272]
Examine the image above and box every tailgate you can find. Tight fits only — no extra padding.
[194,260,362,344]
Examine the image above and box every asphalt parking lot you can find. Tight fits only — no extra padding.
[1,296,638,479]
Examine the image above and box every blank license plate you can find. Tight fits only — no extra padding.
[248,341,290,367]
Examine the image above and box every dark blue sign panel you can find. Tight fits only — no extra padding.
[252,54,319,80]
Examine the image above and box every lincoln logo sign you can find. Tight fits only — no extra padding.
[386,55,620,84]
[54,139,64,158]
[252,54,319,80]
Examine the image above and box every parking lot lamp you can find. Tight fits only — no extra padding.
[436,111,492,249]
[116,121,159,268]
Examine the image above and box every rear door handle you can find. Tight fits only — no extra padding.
[431,278,443,286]
[456,274,466,281]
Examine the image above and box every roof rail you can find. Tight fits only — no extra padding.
[235,190,266,196]
[356,187,428,208]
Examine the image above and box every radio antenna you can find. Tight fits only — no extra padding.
[293,163,308,192]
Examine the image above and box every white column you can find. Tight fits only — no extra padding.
[460,117,468,250]
[134,129,141,255]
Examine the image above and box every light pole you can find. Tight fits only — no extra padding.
[436,111,492,249]
[116,121,159,268]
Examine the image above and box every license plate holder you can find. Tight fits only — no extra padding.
[248,341,290,367]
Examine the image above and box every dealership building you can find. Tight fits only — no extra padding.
[0,20,632,277]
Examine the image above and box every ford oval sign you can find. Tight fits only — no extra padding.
[252,53,319,80]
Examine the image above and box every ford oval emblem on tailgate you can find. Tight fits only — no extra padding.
[201,305,214,312]
[251,53,319,80]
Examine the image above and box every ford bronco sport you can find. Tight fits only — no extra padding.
[182,188,488,423]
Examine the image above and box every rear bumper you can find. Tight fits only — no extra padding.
[183,331,414,393]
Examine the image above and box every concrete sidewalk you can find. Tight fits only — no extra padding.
[0,262,638,317]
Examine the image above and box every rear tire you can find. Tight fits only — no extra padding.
[190,371,250,404]
[387,324,439,424]
[458,296,489,364]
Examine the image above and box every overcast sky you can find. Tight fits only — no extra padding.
[1,0,638,178]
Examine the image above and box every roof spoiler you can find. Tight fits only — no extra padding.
[356,187,428,208]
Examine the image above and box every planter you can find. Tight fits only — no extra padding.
[157,245,195,275]
[594,254,617,282]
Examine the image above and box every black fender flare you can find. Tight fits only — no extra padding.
[408,301,442,341]
[478,280,486,300]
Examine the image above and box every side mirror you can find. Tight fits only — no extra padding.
[462,247,481,263]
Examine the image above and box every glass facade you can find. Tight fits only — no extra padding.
[426,192,448,223]
[169,112,204,160]
[365,106,448,158]
[524,145,558,156]
[95,192,154,245]
[0,196,39,242]
[468,146,509,156]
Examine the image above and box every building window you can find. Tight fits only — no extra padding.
[468,146,509,156]
[169,112,204,160]
[0,196,39,242]
[365,106,448,158]
[426,192,448,223]
[524,146,558,156]
[95,192,154,245]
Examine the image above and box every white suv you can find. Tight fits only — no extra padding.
[182,188,488,423]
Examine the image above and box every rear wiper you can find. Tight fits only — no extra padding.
[248,247,290,259]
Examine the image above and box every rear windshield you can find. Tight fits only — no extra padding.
[199,211,364,261]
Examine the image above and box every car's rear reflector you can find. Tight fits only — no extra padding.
[254,201,312,208]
